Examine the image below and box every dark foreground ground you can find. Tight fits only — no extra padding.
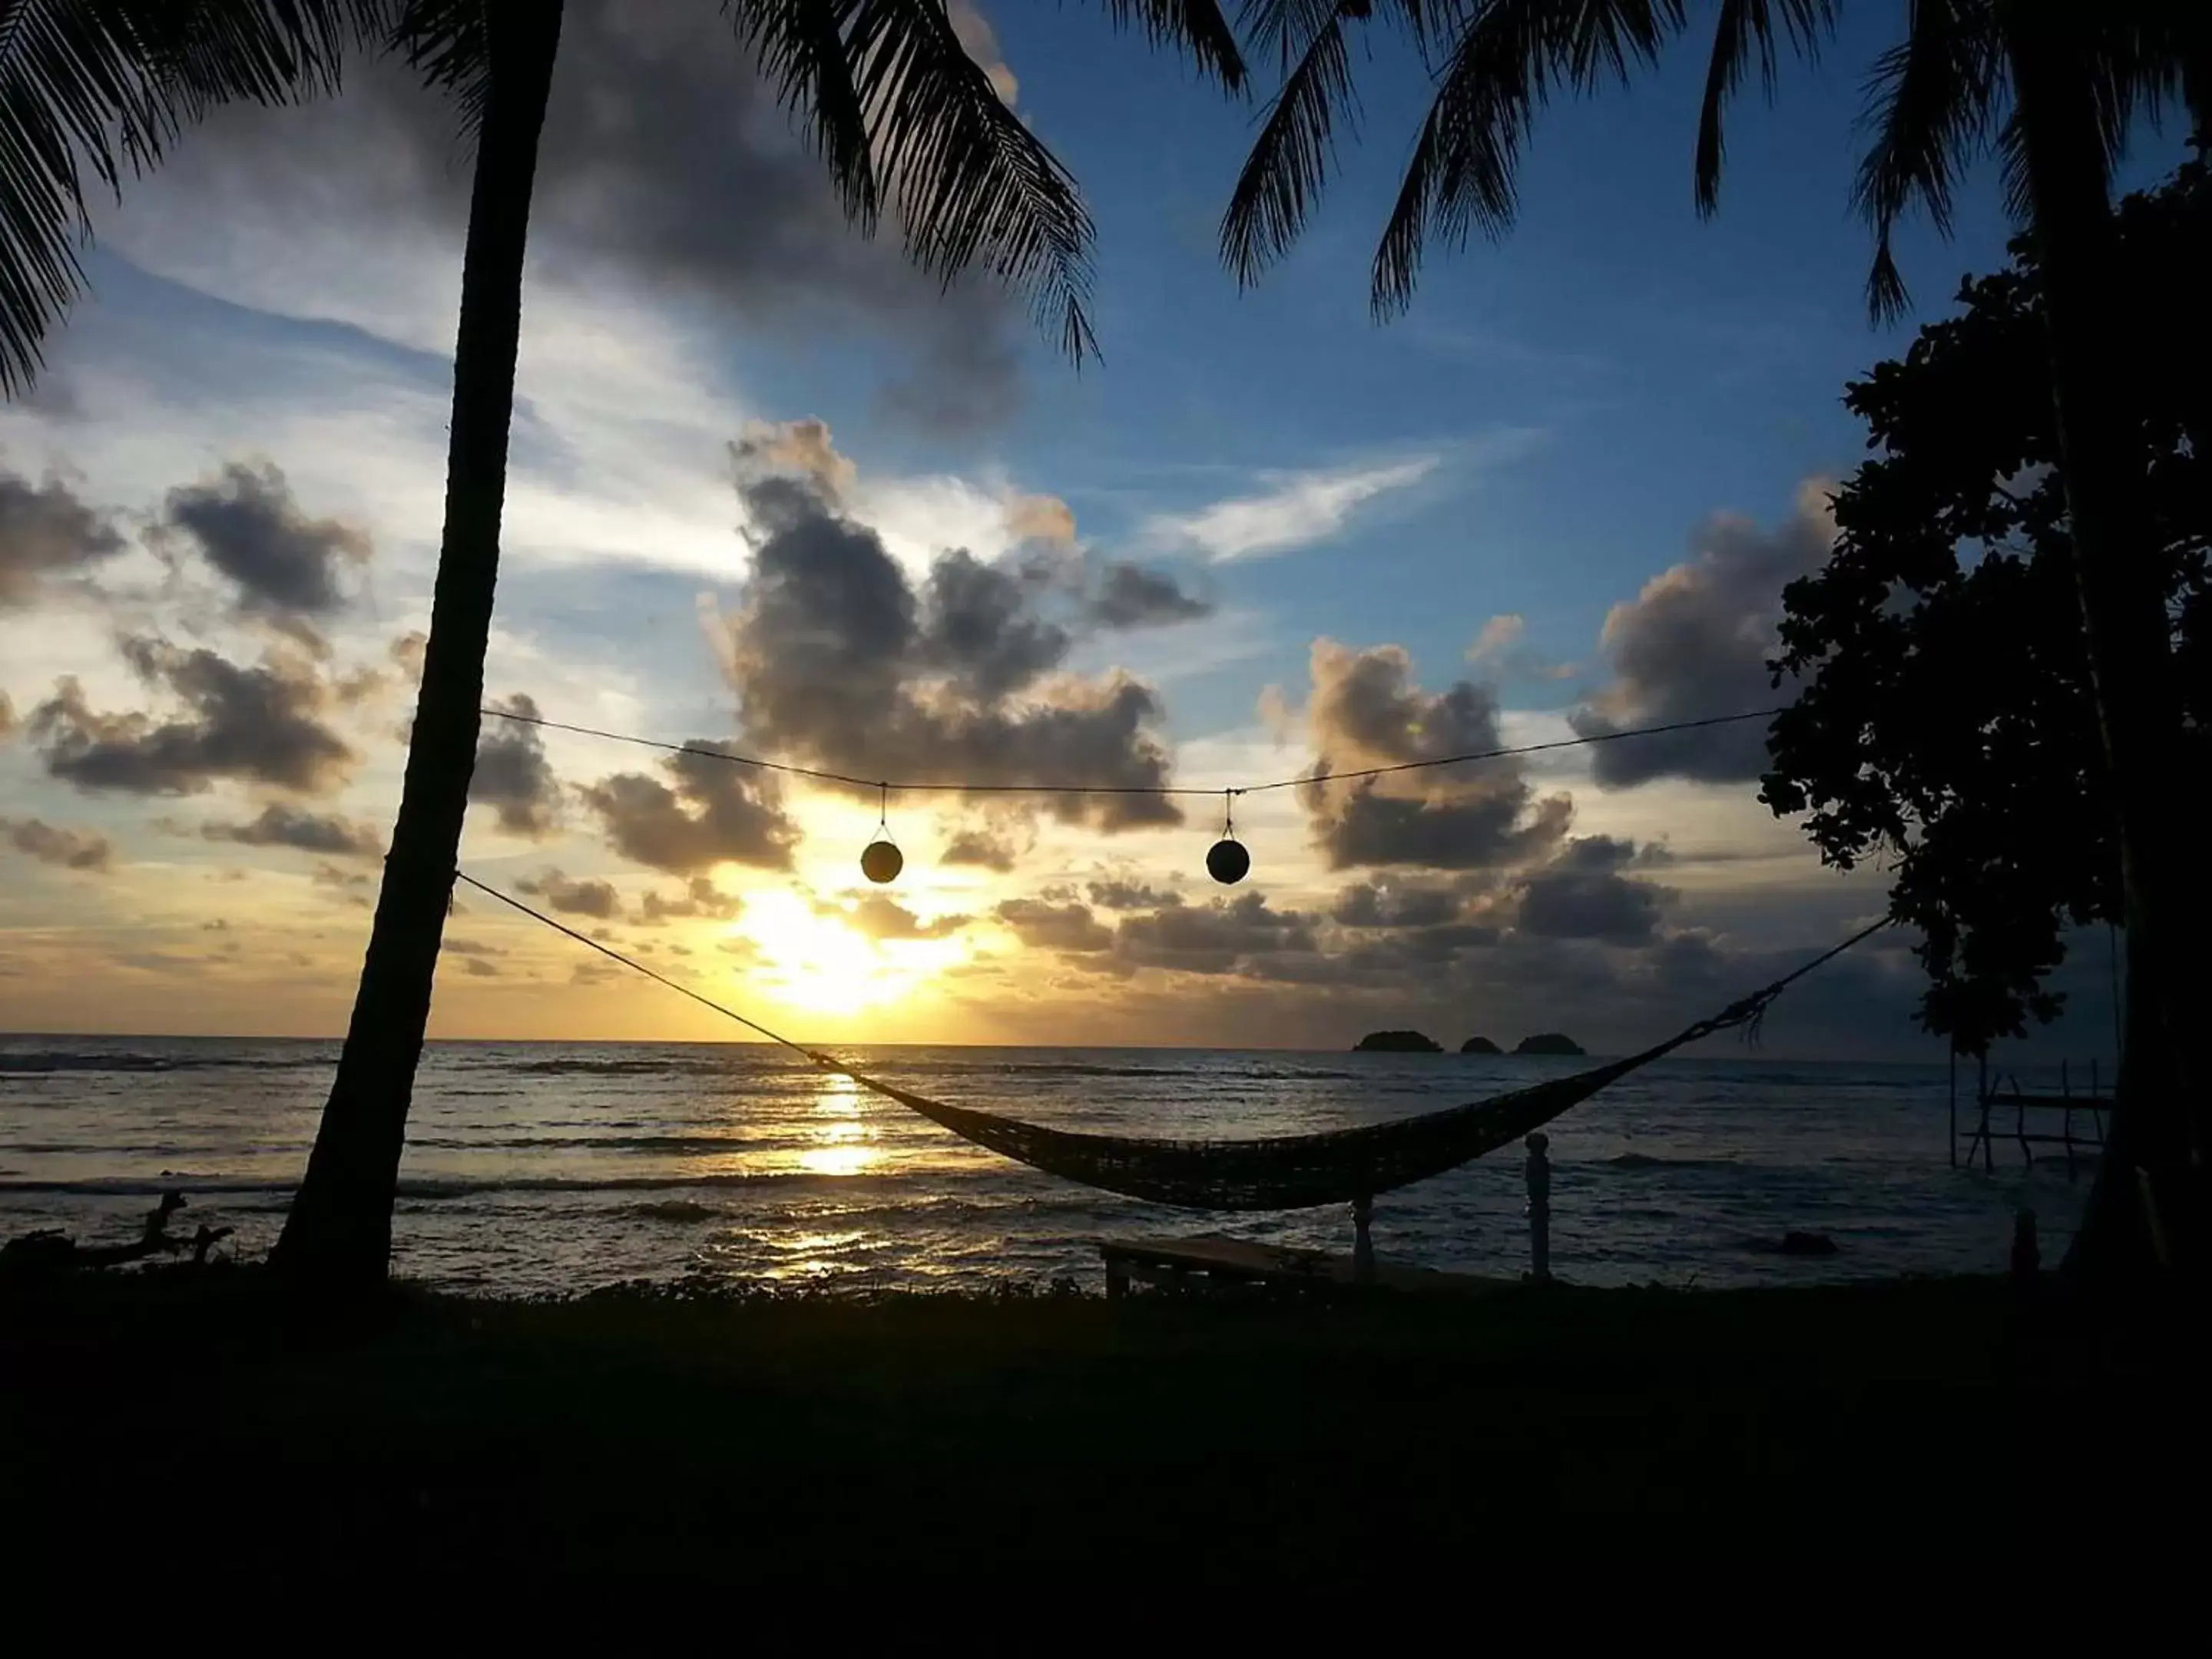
[0,1270,2194,1577]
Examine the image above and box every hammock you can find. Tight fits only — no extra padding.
[458,873,1883,1214]
[805,926,1884,1210]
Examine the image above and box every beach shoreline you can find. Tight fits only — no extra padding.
[3,1267,2184,1572]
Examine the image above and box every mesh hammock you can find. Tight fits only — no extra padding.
[462,873,1883,1214]
[823,979,1789,1211]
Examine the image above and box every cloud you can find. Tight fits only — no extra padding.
[714,473,1181,832]
[941,828,1018,872]
[472,694,563,839]
[158,459,369,620]
[1113,892,1318,975]
[515,868,621,920]
[994,898,1114,953]
[830,895,972,941]
[1572,483,1833,785]
[1084,562,1212,630]
[0,690,15,739]
[1145,456,1439,563]
[1088,878,1181,911]
[636,876,743,926]
[1,816,114,872]
[1330,881,1462,929]
[311,860,371,895]
[130,0,1032,431]
[1468,614,1525,664]
[730,419,856,505]
[1004,493,1077,547]
[199,803,382,859]
[29,637,356,796]
[578,743,796,876]
[948,0,1020,104]
[0,464,127,606]
[1514,836,1672,944]
[1296,641,1571,871]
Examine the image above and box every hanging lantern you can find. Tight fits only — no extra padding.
[860,781,903,883]
[1207,789,1250,885]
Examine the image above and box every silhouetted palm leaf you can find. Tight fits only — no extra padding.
[0,0,394,394]
[1695,0,1834,215]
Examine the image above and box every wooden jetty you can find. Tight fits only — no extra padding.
[1098,1233,1511,1300]
[1952,1054,2108,1177]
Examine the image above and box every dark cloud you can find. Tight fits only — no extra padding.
[442,938,505,957]
[199,803,381,859]
[1113,892,1318,977]
[460,955,500,978]
[1297,641,1569,871]
[941,828,1018,872]
[994,898,1114,954]
[29,637,356,796]
[717,478,1180,832]
[515,868,621,921]
[1085,562,1212,630]
[158,460,368,619]
[1571,488,1831,785]
[154,1,1028,431]
[1330,881,1462,929]
[1088,878,1181,911]
[1515,836,1674,945]
[578,743,796,876]
[636,876,744,926]
[310,860,371,895]
[1,816,114,872]
[0,690,15,739]
[830,896,971,942]
[0,464,126,606]
[472,694,562,839]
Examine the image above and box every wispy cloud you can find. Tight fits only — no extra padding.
[1143,455,1441,563]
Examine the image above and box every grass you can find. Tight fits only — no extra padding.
[0,1267,2187,1576]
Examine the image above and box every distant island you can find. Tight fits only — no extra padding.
[1514,1032,1586,1056]
[1459,1036,1502,1055]
[1354,1030,1443,1053]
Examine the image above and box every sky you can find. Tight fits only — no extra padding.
[0,2,2158,1058]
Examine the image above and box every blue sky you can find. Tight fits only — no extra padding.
[0,2,2164,1056]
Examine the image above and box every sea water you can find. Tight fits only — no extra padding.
[0,1036,2098,1295]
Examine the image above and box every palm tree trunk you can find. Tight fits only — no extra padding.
[273,0,566,1286]
[2006,3,2205,1276]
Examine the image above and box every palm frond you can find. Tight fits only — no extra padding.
[0,0,395,396]
[1369,0,1688,314]
[1695,0,1835,216]
[1851,0,2002,322]
[1219,0,1369,286]
[395,0,490,142]
[827,0,1101,363]
[734,0,877,226]
[1097,0,1247,89]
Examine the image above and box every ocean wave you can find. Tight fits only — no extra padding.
[1603,1151,1737,1171]
[0,1050,329,1076]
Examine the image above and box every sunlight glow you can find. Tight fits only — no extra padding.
[733,889,966,1015]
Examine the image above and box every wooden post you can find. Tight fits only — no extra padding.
[1351,1195,1375,1285]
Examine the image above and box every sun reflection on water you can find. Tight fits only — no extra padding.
[796,1071,883,1177]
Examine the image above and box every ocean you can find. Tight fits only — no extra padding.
[0,1035,2101,1295]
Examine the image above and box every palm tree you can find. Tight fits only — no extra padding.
[1205,0,2207,1275]
[5,1,1248,1286]
[0,0,396,392]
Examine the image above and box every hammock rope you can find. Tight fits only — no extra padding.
[455,872,1888,1212]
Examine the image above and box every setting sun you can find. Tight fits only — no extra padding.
[736,890,966,1015]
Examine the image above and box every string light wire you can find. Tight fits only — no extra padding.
[480,704,1784,800]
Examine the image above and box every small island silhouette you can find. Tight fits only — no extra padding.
[1354,1031,1586,1055]
[1353,1030,1443,1053]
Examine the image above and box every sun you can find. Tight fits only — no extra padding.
[734,889,962,1015]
